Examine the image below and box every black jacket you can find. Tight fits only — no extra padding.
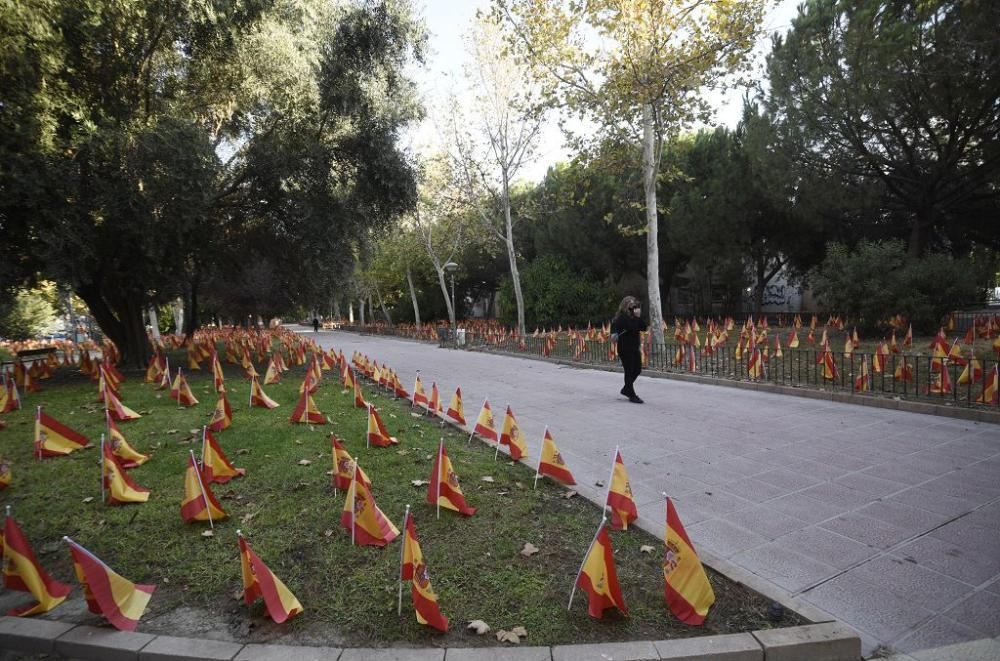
[611,313,648,356]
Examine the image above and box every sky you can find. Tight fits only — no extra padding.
[407,0,803,183]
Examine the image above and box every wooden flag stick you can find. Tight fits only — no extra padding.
[188,449,214,529]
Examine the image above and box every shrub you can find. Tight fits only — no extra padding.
[498,256,616,328]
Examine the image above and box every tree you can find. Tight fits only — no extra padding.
[496,0,769,346]
[447,13,545,337]
[765,0,1000,258]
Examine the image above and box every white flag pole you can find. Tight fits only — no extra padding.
[349,461,359,546]
[603,446,619,517]
[468,397,487,445]
[100,433,106,504]
[397,504,410,616]
[568,516,607,611]
[436,438,443,520]
[534,427,547,490]
[188,449,214,529]
[201,426,208,469]
[494,404,508,462]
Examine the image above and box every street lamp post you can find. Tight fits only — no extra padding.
[443,261,458,346]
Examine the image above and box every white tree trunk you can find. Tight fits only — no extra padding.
[503,182,526,337]
[148,307,161,341]
[359,298,365,325]
[348,301,354,323]
[172,299,184,335]
[406,267,422,329]
[436,267,455,327]
[375,286,393,327]
[642,103,665,349]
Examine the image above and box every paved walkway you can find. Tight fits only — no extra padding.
[311,329,1000,659]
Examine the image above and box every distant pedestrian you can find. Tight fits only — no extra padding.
[611,296,648,403]
[312,317,320,333]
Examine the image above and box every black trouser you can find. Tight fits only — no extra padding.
[620,350,642,396]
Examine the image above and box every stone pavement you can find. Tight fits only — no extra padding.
[311,329,1000,659]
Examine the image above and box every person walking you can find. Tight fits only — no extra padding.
[312,316,320,333]
[611,296,648,403]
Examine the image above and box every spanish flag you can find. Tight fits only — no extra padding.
[180,453,228,524]
[298,369,318,396]
[820,349,838,380]
[353,381,367,409]
[238,532,303,623]
[1,379,20,413]
[445,387,466,426]
[341,463,399,546]
[249,377,279,409]
[331,435,370,491]
[156,358,172,390]
[606,448,637,530]
[104,388,141,422]
[108,410,148,472]
[211,352,226,392]
[427,440,475,517]
[903,324,913,348]
[787,330,799,348]
[65,537,155,631]
[573,523,627,618]
[289,390,325,424]
[392,371,410,399]
[894,360,913,383]
[0,458,10,489]
[169,368,198,407]
[976,366,999,405]
[145,352,165,384]
[499,405,528,461]
[747,348,763,379]
[207,391,233,433]
[427,382,443,416]
[102,441,150,505]
[854,357,871,392]
[342,363,355,389]
[472,399,499,444]
[958,359,983,386]
[2,514,71,616]
[367,405,399,447]
[536,428,576,486]
[400,512,449,632]
[412,374,428,407]
[35,409,91,458]
[201,429,245,484]
[663,497,715,625]
[263,358,281,385]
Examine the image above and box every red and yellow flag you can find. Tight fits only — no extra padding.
[169,369,198,407]
[3,515,71,616]
[427,382,444,415]
[0,457,10,489]
[1,379,20,413]
[238,534,303,623]
[341,464,399,547]
[331,435,370,491]
[575,524,627,619]
[211,352,226,392]
[957,359,983,386]
[289,390,325,424]
[854,357,871,392]
[102,442,150,505]
[499,405,528,461]
[35,410,91,458]
[263,358,281,385]
[353,381,368,409]
[472,399,498,443]
[536,428,576,486]
[606,449,637,531]
[104,388,141,422]
[427,441,475,516]
[66,537,155,631]
[180,454,228,523]
[106,414,149,468]
[201,429,245,484]
[401,513,449,632]
[207,391,233,433]
[249,377,279,409]
[367,405,399,447]
[976,366,999,405]
[412,374,428,407]
[445,387,466,426]
[663,497,715,625]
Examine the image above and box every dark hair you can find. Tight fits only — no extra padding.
[617,295,640,317]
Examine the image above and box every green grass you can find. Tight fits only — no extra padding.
[0,350,801,646]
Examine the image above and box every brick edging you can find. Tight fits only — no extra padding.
[0,617,861,660]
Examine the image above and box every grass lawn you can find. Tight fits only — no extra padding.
[0,347,802,647]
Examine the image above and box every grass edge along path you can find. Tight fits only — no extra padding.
[0,338,803,648]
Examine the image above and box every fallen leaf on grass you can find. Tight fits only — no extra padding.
[514,482,524,489]
[520,542,539,557]
[241,513,255,524]
[165,429,179,434]
[324,529,334,538]
[640,545,655,554]
[235,448,250,455]
[411,479,429,487]
[294,440,303,445]
[563,490,577,499]
[297,459,312,466]
[511,626,528,638]
[410,412,423,418]
[82,497,94,504]
[467,620,490,635]
[188,429,200,434]
[480,476,495,483]
[201,530,214,537]
[397,449,409,455]
[496,630,521,644]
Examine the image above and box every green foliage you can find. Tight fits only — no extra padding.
[497,256,614,328]
[0,288,59,340]
[811,240,989,333]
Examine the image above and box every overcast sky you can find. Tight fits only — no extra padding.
[407,0,803,183]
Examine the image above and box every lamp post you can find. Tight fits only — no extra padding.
[443,261,458,345]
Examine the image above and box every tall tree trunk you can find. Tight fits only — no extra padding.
[502,181,526,337]
[642,103,665,349]
[436,267,455,327]
[333,297,342,321]
[359,298,365,325]
[348,301,354,323]
[375,286,393,327]
[183,276,199,338]
[406,267,422,329]
[148,306,161,341]
[75,284,150,368]
[754,254,766,317]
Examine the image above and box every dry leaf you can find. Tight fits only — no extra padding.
[411,479,429,487]
[511,626,527,638]
[241,513,256,524]
[397,449,409,455]
[82,497,94,504]
[326,470,334,476]
[165,429,179,434]
[324,529,334,538]
[294,440,303,445]
[480,476,495,483]
[467,619,490,635]
[410,412,423,418]
[189,429,201,435]
[520,542,539,557]
[201,530,214,537]
[514,482,524,489]
[236,448,250,455]
[496,630,520,644]
[640,545,655,554]
[297,459,312,466]
[562,490,577,499]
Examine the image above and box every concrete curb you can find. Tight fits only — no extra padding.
[0,617,863,660]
